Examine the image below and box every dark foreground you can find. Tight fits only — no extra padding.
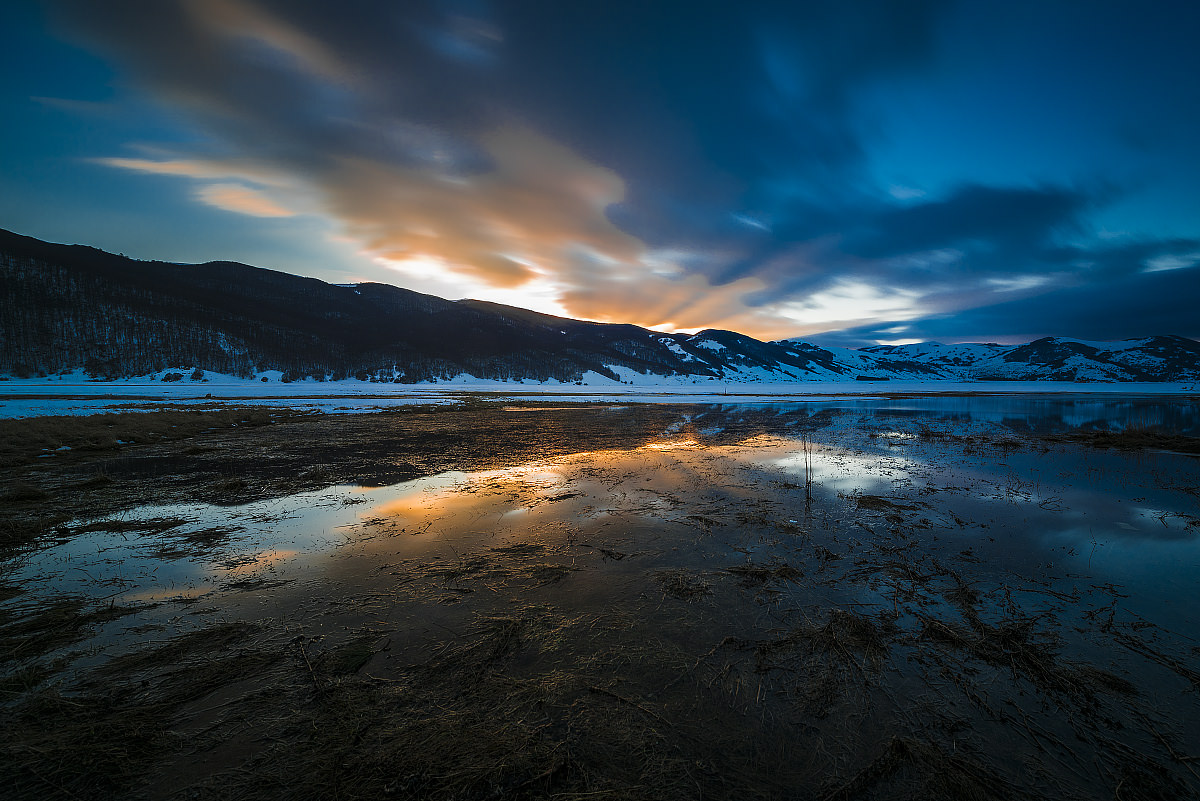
[2,400,1199,800]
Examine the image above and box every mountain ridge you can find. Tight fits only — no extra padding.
[2,227,1198,384]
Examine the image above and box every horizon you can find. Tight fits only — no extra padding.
[2,2,1199,346]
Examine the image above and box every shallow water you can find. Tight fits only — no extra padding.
[4,395,1200,799]
[10,396,1199,633]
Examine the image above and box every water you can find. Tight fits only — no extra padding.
[8,396,1198,624]
[4,395,1199,799]
[692,393,1200,434]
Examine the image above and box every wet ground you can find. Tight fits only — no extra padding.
[2,398,1199,800]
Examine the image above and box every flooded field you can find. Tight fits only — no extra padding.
[2,397,1199,800]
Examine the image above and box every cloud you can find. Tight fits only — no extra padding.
[182,0,350,81]
[47,0,1194,343]
[1144,253,1199,273]
[774,279,927,328]
[317,123,643,289]
[63,0,789,325]
[929,263,1200,342]
[31,95,118,116]
[94,155,305,220]
[813,255,1200,347]
[841,184,1091,262]
[194,183,294,217]
[92,156,270,180]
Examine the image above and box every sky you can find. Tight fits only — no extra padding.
[1,0,1198,346]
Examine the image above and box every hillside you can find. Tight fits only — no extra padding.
[2,228,1198,383]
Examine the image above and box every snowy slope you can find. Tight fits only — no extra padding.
[787,336,1200,383]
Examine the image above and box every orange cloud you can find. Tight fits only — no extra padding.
[559,268,769,332]
[93,157,234,178]
[322,123,643,289]
[195,183,294,217]
[92,156,286,184]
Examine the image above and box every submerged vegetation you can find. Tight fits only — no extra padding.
[1,401,1198,799]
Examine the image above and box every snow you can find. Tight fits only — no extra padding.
[4,332,1197,419]
[659,337,697,362]
[1,372,1195,419]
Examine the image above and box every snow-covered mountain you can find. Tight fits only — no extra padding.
[854,337,1200,382]
[2,227,1198,384]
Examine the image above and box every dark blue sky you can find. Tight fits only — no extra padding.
[2,1,1198,344]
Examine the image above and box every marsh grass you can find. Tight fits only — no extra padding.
[0,482,50,504]
[2,690,171,799]
[0,597,140,664]
[169,605,814,801]
[727,560,803,586]
[1,621,285,801]
[0,407,311,467]
[69,516,188,535]
[822,736,1018,801]
[528,562,580,585]
[654,568,712,599]
[74,472,113,490]
[3,553,1198,801]
[0,407,313,556]
[0,517,66,551]
[756,608,891,673]
[1048,429,1200,454]
[314,631,387,677]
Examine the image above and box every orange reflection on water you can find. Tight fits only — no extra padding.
[221,548,303,577]
[358,438,748,552]
[369,464,570,535]
[121,585,210,604]
[644,438,700,451]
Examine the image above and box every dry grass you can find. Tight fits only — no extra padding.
[0,482,51,504]
[0,407,312,467]
[822,736,1018,801]
[0,407,315,555]
[0,598,140,664]
[654,568,712,599]
[727,561,803,586]
[1046,429,1200,454]
[1,621,283,801]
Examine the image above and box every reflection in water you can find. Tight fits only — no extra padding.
[694,394,1200,436]
[9,397,1197,638]
[5,396,1200,800]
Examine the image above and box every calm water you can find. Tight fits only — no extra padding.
[698,393,1200,434]
[11,395,1198,623]
[5,394,1200,799]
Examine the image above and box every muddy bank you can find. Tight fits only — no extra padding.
[2,402,1199,800]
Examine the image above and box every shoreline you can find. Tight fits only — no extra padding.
[2,377,1197,419]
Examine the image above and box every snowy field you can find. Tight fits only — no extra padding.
[1,368,1196,418]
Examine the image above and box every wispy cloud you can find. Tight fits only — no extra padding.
[194,183,293,217]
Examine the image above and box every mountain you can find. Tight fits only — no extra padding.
[2,228,1198,384]
[856,337,1200,382]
